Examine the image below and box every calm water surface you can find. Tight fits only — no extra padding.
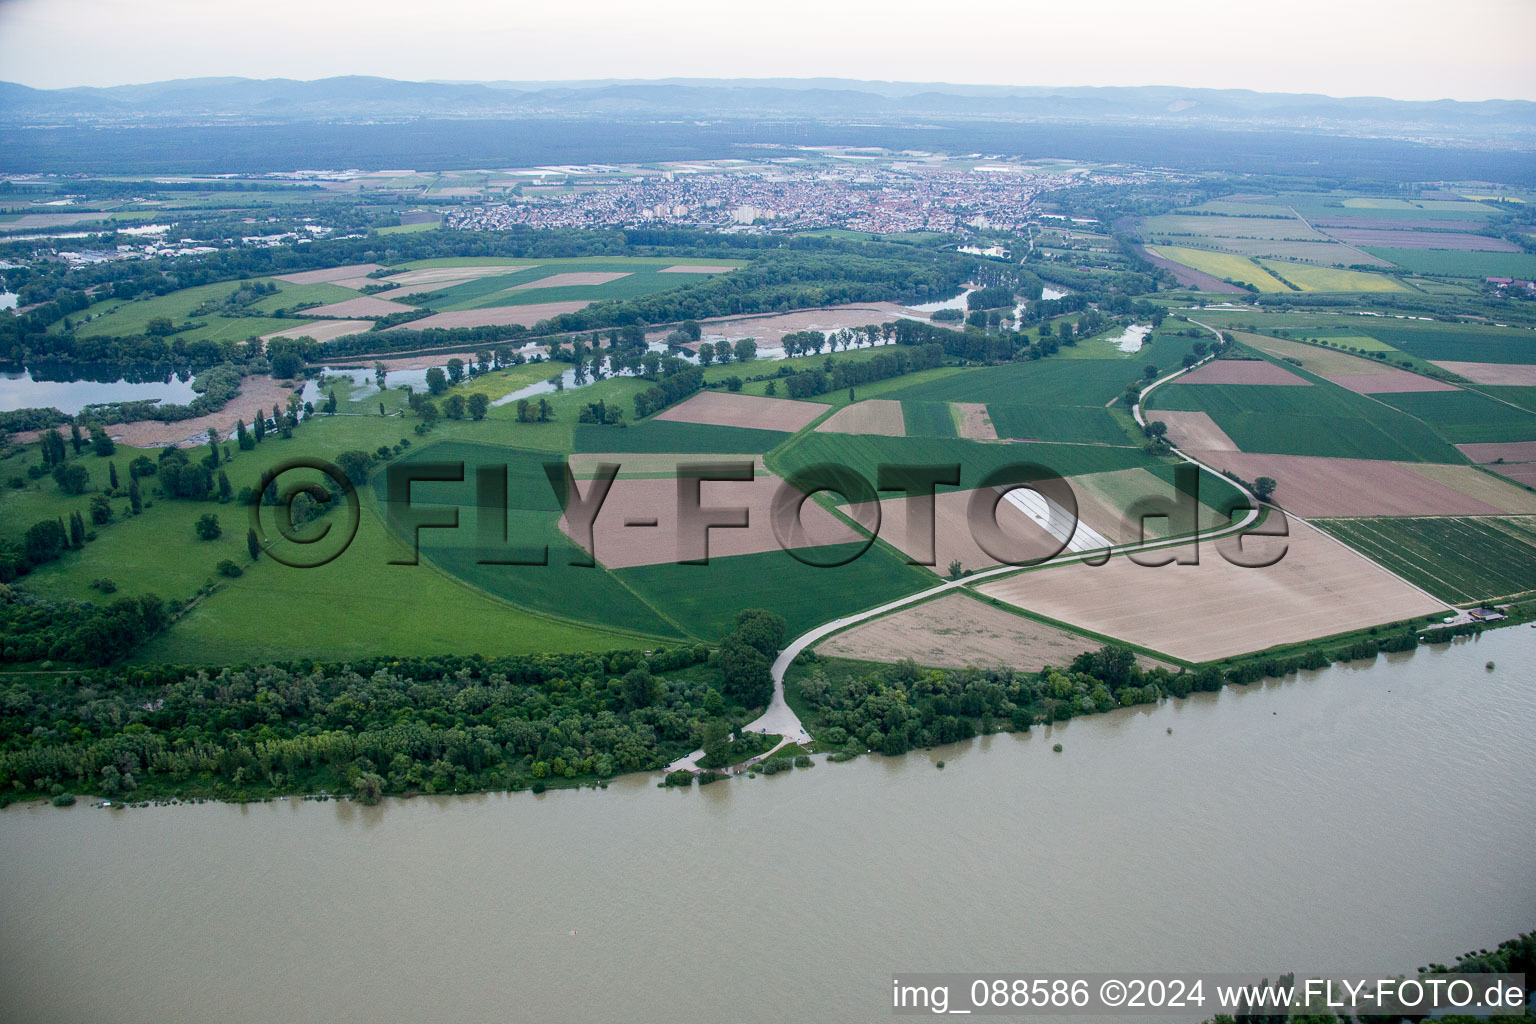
[0,370,198,415]
[2,629,1533,1023]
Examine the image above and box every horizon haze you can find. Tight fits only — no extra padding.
[1,0,1534,101]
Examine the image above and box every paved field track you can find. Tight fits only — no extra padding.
[654,392,825,432]
[814,400,906,436]
[815,592,1171,671]
[975,518,1447,662]
[1172,359,1311,386]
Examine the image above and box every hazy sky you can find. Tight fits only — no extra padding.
[2,0,1533,101]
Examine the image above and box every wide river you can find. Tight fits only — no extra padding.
[2,629,1534,1023]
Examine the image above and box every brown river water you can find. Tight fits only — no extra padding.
[2,628,1534,1023]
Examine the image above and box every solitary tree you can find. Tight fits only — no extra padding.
[89,425,115,457]
[1253,476,1278,503]
[247,527,261,561]
[195,513,222,541]
[467,392,489,421]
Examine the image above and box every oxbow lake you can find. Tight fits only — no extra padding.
[1,629,1532,1023]
[0,369,198,415]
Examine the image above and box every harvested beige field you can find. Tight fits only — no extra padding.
[1329,370,1460,394]
[306,296,418,318]
[976,518,1447,662]
[1234,333,1455,393]
[1185,451,1498,517]
[381,265,537,288]
[261,319,373,343]
[105,375,298,447]
[330,276,388,291]
[654,391,823,432]
[558,471,858,569]
[1402,463,1536,513]
[851,488,1070,576]
[274,264,385,285]
[814,399,905,436]
[510,271,631,290]
[1158,411,1238,451]
[1490,463,1536,488]
[954,403,996,440]
[1456,441,1536,463]
[402,303,592,330]
[815,593,1171,671]
[659,264,741,274]
[1430,361,1536,387]
[1173,359,1311,386]
[1236,333,1390,378]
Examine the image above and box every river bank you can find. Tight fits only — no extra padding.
[2,627,1532,1023]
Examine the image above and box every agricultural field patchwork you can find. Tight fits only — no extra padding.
[1143,246,1289,291]
[1146,377,1463,462]
[1314,516,1536,605]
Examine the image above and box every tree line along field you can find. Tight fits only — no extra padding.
[1313,515,1536,605]
[1377,390,1536,444]
[4,328,1257,666]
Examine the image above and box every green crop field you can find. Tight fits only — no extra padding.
[572,421,788,454]
[770,432,1151,492]
[1310,333,1398,353]
[1482,387,1536,414]
[901,401,958,437]
[397,260,729,311]
[885,358,1142,407]
[1377,390,1536,444]
[1256,261,1408,292]
[1315,515,1536,604]
[1363,249,1536,279]
[986,403,1131,445]
[1147,379,1463,461]
[65,275,332,345]
[1360,322,1536,364]
[3,422,673,664]
[616,542,930,640]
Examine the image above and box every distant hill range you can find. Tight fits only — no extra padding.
[2,76,1532,146]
